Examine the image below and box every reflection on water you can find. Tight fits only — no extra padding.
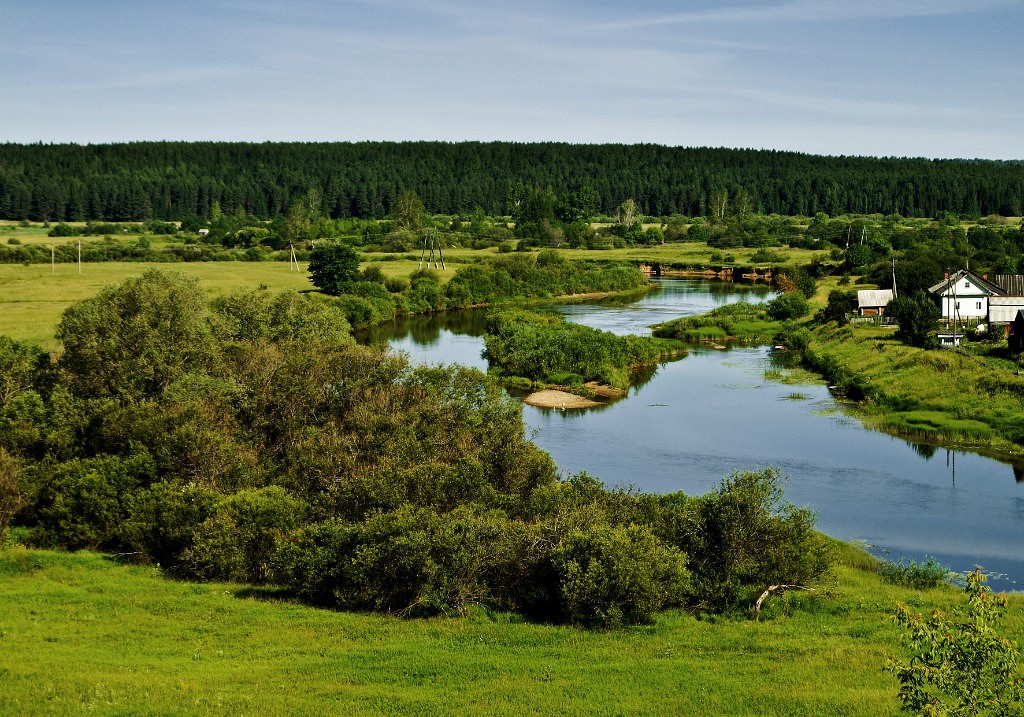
[361,278,1024,588]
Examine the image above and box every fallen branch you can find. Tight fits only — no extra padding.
[754,584,816,620]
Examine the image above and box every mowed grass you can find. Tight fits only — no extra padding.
[7,544,1018,717]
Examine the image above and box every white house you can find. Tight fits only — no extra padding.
[927,269,1005,322]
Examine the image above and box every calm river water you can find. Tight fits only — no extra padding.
[360,279,1024,589]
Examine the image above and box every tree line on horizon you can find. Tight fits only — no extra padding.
[1,142,1022,224]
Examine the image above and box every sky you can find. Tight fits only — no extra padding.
[2,0,1022,159]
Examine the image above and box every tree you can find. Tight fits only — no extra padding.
[56,270,218,401]
[308,242,361,296]
[709,191,728,223]
[392,191,426,232]
[0,449,23,546]
[889,292,940,348]
[887,569,1024,716]
[819,289,858,325]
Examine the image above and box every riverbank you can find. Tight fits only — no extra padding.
[804,322,1024,455]
[653,297,1024,457]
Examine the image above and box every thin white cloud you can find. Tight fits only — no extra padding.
[591,0,1019,32]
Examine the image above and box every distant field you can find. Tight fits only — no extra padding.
[565,243,831,267]
[0,262,315,347]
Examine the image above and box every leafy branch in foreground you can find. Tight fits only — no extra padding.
[886,568,1024,716]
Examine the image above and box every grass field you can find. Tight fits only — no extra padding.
[0,263,317,348]
[3,543,1019,716]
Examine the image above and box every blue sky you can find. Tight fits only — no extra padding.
[3,0,1022,158]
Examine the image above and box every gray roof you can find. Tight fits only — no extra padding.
[857,289,894,308]
[992,275,1024,296]
[928,269,1005,296]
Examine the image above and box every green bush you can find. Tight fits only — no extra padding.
[119,481,219,567]
[766,292,810,320]
[0,449,24,546]
[185,486,305,583]
[551,523,690,627]
[877,557,949,589]
[887,569,1024,715]
[29,453,154,550]
[676,468,831,610]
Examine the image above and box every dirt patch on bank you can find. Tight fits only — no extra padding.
[523,383,626,409]
[523,390,603,409]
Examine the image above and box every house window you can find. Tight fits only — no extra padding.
[956,301,960,310]
[976,301,982,310]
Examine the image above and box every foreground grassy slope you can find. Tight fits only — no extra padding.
[2,546,1021,716]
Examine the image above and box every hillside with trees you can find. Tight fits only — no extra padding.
[2,142,1022,224]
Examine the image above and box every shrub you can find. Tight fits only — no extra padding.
[877,557,949,589]
[551,523,690,627]
[677,468,831,610]
[766,292,810,320]
[887,569,1024,715]
[185,486,306,583]
[29,453,154,550]
[119,481,219,567]
[0,449,24,546]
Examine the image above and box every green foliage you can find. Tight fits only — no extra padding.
[56,269,218,401]
[551,523,690,627]
[680,468,831,610]
[819,289,859,325]
[0,449,23,546]
[483,309,666,390]
[0,336,50,457]
[653,302,778,344]
[185,486,306,583]
[878,557,950,590]
[773,323,811,352]
[887,569,1024,716]
[119,481,219,567]
[766,291,810,320]
[890,292,941,349]
[29,453,154,550]
[308,242,361,296]
[442,255,648,308]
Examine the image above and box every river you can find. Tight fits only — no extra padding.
[360,279,1024,589]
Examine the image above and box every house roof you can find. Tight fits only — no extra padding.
[927,269,1005,296]
[857,289,894,308]
[993,275,1024,296]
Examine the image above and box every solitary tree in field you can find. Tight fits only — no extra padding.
[308,242,360,296]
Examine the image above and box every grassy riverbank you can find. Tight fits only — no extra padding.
[3,542,1020,717]
[804,323,1024,453]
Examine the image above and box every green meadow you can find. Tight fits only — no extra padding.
[4,542,1020,717]
[0,262,315,347]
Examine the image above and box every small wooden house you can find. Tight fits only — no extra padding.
[856,289,894,316]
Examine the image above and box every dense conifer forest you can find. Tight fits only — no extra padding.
[2,142,1022,223]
